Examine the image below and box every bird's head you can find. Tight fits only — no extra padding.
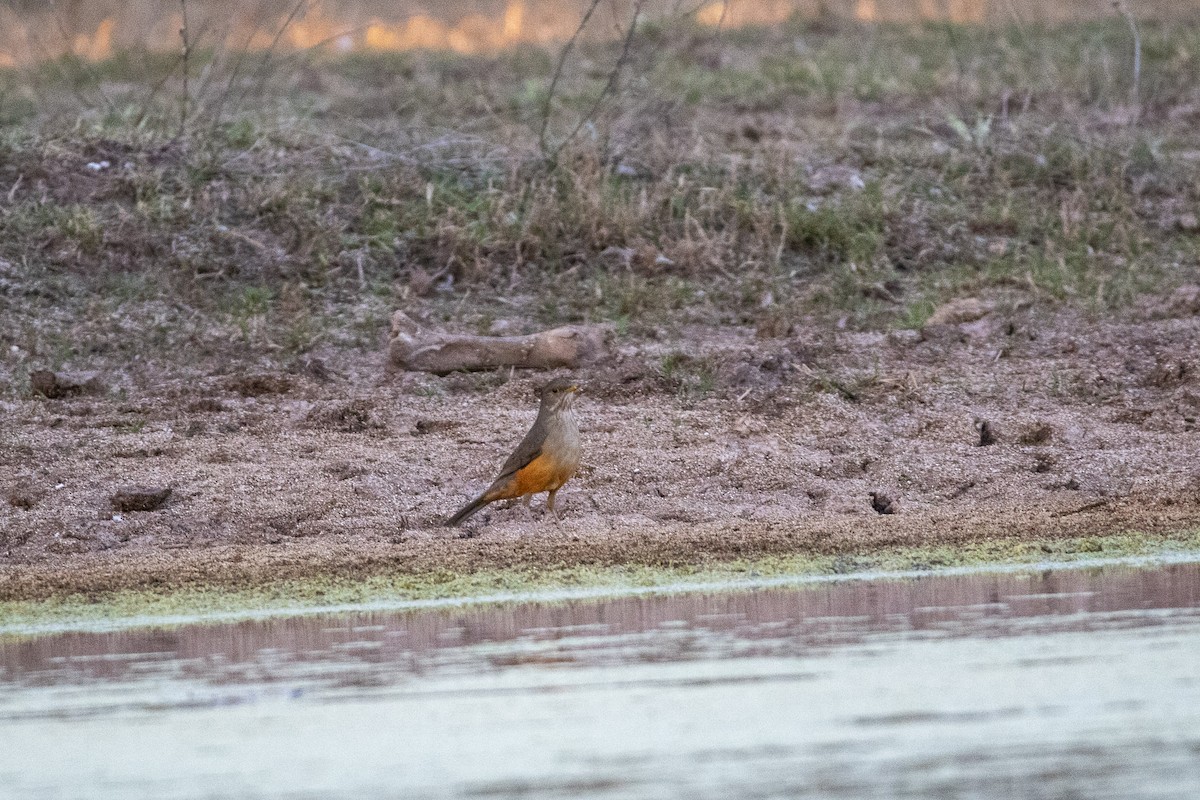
[540,377,582,411]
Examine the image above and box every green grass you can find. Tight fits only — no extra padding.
[659,351,718,403]
[1,16,1199,390]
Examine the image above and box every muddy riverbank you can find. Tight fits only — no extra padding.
[4,16,1200,608]
[4,305,1200,606]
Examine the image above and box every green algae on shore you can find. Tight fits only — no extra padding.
[3,529,1200,638]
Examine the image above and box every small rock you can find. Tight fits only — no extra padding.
[487,319,517,336]
[1177,212,1199,232]
[111,486,172,512]
[924,297,992,328]
[47,537,92,554]
[887,329,923,347]
[390,310,422,336]
[599,246,637,267]
[869,492,896,515]
[808,165,865,193]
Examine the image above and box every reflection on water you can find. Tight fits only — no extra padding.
[0,0,1195,67]
[2,560,1200,798]
[5,560,1200,686]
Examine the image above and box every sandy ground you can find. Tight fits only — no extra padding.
[3,294,1200,602]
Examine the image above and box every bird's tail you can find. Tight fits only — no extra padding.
[446,493,489,527]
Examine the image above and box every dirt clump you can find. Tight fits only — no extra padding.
[305,400,386,434]
[869,492,896,515]
[7,484,46,511]
[227,374,293,397]
[1018,422,1055,445]
[29,370,103,399]
[975,419,998,447]
[110,486,172,513]
[415,419,461,435]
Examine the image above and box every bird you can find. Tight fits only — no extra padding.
[446,378,583,526]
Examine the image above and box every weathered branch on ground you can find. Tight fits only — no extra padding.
[388,313,611,374]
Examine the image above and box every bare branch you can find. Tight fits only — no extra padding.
[1113,0,1142,108]
[214,0,310,128]
[549,0,646,163]
[539,0,605,156]
[179,0,191,137]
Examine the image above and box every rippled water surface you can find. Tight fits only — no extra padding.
[3,559,1200,798]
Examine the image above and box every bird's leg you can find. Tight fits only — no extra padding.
[520,493,534,521]
[546,489,560,524]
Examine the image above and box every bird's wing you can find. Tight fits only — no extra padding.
[491,417,547,484]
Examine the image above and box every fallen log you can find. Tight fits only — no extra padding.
[388,312,610,374]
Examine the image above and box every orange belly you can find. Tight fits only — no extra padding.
[491,453,575,500]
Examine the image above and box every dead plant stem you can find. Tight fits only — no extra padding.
[539,0,605,157]
[179,0,191,137]
[549,0,646,163]
[1113,0,1142,108]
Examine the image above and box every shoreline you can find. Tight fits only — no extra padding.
[3,528,1199,639]
[3,22,1200,644]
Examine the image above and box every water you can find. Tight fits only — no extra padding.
[2,559,1200,798]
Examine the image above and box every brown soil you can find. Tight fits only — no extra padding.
[3,298,1200,602]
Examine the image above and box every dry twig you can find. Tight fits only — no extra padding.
[1113,0,1142,108]
[179,0,191,136]
[539,0,605,157]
